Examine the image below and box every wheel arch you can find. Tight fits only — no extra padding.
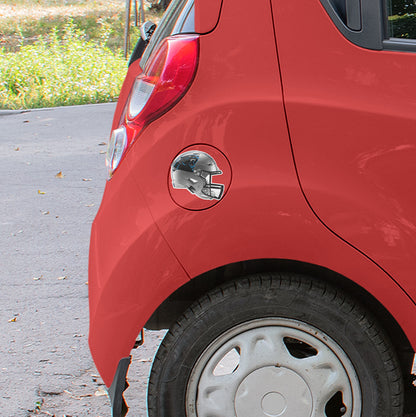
[145,258,414,382]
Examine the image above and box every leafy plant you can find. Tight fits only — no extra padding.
[0,20,127,109]
[0,1,158,52]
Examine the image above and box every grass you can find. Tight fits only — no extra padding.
[0,0,143,53]
[0,20,128,109]
[0,0,162,109]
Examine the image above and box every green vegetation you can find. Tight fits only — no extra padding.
[0,1,141,53]
[387,0,416,39]
[0,0,162,109]
[0,20,127,109]
[388,14,416,39]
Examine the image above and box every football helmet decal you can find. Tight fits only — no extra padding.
[171,151,224,200]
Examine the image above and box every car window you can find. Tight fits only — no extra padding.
[387,0,416,39]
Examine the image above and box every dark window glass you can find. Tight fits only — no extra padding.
[387,0,416,39]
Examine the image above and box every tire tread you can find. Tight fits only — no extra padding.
[148,273,403,417]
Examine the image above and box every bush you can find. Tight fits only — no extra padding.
[0,20,127,109]
[389,14,416,39]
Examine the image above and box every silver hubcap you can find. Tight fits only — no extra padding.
[186,318,361,417]
[235,366,312,417]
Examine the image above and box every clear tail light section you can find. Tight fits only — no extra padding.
[106,34,199,178]
[127,34,199,131]
[106,127,127,178]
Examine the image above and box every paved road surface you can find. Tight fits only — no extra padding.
[0,104,163,417]
[0,104,414,417]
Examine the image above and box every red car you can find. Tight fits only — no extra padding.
[89,0,416,416]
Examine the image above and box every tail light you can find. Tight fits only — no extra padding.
[106,34,199,178]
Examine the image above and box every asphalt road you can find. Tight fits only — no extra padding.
[0,103,163,417]
[1,104,414,417]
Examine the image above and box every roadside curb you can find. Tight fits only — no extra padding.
[0,102,117,117]
[0,109,31,117]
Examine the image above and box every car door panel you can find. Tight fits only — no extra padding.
[272,0,416,302]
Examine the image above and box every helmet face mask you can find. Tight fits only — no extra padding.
[171,151,224,200]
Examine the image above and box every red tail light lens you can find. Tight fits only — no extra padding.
[127,34,199,137]
[106,34,199,178]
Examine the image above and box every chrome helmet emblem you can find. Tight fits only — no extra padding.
[171,151,224,200]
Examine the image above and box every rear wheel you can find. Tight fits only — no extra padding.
[147,274,403,417]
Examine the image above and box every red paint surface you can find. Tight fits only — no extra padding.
[271,0,416,303]
[194,0,222,33]
[89,162,189,386]
[89,0,416,388]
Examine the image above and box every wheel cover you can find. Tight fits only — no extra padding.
[186,318,361,417]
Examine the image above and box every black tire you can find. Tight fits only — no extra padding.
[148,274,404,417]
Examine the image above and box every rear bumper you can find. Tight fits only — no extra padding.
[108,357,131,417]
[88,160,189,388]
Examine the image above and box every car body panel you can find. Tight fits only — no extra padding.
[194,0,222,33]
[89,0,416,391]
[88,162,189,387]
[271,0,416,302]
